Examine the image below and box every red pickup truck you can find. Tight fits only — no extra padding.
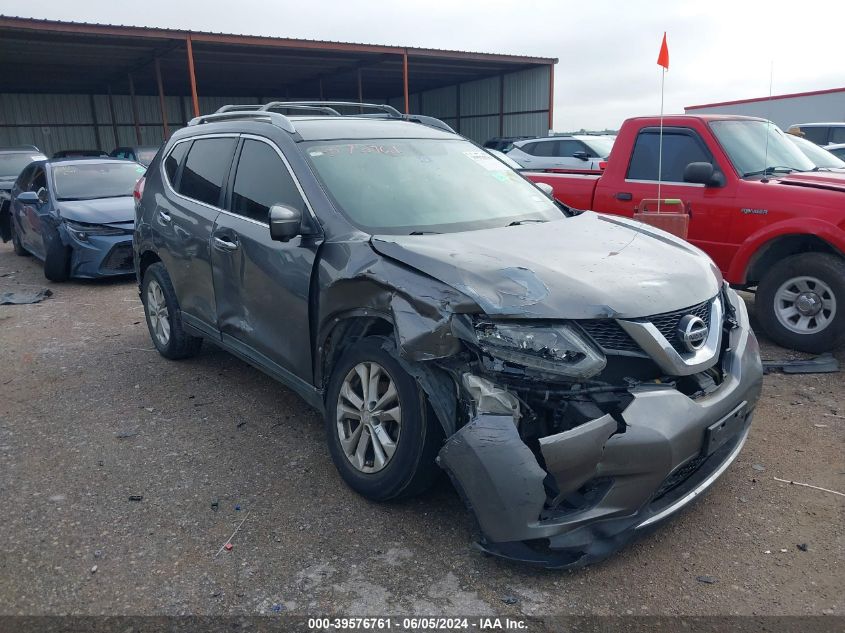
[526,114,845,353]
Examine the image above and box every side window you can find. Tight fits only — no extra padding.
[519,142,538,155]
[164,141,190,187]
[231,139,306,222]
[530,141,558,157]
[800,127,829,145]
[627,129,712,182]
[558,139,584,157]
[16,165,35,190]
[177,138,237,207]
[31,168,47,192]
[830,127,845,144]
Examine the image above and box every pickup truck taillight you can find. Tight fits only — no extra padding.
[598,161,608,170]
[133,176,146,206]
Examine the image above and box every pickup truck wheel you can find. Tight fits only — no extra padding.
[324,337,442,501]
[141,262,203,360]
[756,253,844,353]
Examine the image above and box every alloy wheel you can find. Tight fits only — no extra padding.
[146,279,171,346]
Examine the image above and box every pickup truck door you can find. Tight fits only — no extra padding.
[593,126,739,273]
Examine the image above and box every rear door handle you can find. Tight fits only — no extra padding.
[213,236,239,252]
[158,210,171,223]
[615,192,633,201]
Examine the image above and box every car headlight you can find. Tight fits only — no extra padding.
[64,219,129,241]
[475,321,606,379]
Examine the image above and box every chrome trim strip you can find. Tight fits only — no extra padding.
[636,425,749,529]
[624,179,705,188]
[618,297,723,376]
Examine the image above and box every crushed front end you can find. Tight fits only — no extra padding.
[436,284,763,569]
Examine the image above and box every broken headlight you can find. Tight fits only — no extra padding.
[475,322,606,379]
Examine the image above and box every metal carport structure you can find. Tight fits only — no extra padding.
[0,16,557,153]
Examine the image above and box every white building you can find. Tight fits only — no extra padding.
[685,87,845,131]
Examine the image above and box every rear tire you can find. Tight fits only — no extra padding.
[43,225,71,281]
[141,262,203,360]
[755,252,844,353]
[324,336,442,501]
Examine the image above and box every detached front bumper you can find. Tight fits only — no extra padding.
[437,295,763,569]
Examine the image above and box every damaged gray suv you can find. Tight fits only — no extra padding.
[134,102,763,569]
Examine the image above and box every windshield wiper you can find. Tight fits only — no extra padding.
[507,219,548,226]
[408,230,440,235]
[742,166,800,177]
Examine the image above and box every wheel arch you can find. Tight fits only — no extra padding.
[137,250,162,286]
[742,234,844,287]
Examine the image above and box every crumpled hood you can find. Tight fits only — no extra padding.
[57,196,135,224]
[371,212,722,319]
[776,171,845,193]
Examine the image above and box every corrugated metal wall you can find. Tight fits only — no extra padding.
[685,91,845,130]
[0,65,551,153]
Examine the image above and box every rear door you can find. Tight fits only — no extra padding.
[211,136,322,384]
[155,135,237,335]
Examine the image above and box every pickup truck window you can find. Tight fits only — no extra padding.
[627,128,712,182]
[710,120,814,177]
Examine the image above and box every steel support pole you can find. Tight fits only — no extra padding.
[155,57,170,139]
[107,86,119,147]
[186,34,200,117]
[548,63,555,133]
[403,50,409,114]
[128,73,142,144]
[89,94,102,151]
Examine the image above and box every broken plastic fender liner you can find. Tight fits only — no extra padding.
[437,414,547,543]
[539,414,617,501]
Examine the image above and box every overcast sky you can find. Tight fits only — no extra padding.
[3,0,843,131]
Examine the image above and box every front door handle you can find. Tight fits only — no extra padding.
[615,192,633,201]
[213,236,239,252]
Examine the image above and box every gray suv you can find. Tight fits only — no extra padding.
[134,102,763,568]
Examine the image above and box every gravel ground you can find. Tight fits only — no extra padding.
[0,241,843,617]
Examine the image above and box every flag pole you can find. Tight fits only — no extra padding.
[657,66,665,212]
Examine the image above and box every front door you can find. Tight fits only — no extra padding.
[593,126,739,273]
[211,137,322,384]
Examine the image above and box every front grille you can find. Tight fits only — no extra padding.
[579,320,640,353]
[647,299,713,354]
[100,242,134,272]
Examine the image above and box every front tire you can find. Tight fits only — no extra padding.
[141,262,203,360]
[11,219,29,257]
[755,253,844,353]
[324,337,442,501]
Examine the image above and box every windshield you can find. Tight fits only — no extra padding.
[303,139,562,234]
[52,162,146,200]
[0,152,45,179]
[710,120,815,176]
[788,135,845,170]
[583,137,615,158]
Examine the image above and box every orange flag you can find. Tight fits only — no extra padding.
[657,32,669,70]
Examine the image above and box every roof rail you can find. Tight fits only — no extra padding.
[188,111,295,133]
[264,101,403,117]
[215,104,263,113]
[261,102,342,116]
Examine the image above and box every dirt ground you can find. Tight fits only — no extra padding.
[0,241,842,617]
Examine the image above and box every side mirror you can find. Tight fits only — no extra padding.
[683,162,723,187]
[573,151,590,161]
[17,191,39,205]
[268,204,302,242]
[535,182,555,197]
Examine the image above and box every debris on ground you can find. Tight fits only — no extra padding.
[215,510,252,557]
[752,464,766,472]
[0,288,53,305]
[797,543,809,552]
[114,430,138,439]
[773,477,845,497]
[211,499,219,512]
[763,353,839,375]
[90,565,98,574]
[695,575,718,584]
[128,495,143,502]
[501,595,519,605]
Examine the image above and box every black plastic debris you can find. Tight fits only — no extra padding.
[797,543,809,552]
[128,495,143,502]
[0,288,53,305]
[695,575,718,584]
[763,353,839,375]
[501,595,519,605]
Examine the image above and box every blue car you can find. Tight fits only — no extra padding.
[10,158,145,281]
